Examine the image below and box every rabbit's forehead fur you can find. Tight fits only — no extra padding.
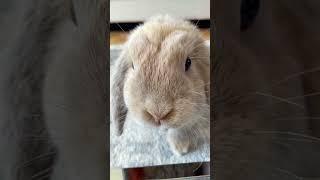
[126,16,204,95]
[126,16,203,64]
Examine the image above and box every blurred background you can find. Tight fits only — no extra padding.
[110,0,210,45]
[110,0,209,23]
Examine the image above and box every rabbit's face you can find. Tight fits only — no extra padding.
[123,18,209,129]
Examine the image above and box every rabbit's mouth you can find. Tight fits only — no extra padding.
[148,119,173,129]
[159,126,169,132]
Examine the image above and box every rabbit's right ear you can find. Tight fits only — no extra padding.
[111,51,130,136]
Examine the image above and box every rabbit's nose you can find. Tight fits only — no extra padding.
[145,108,173,124]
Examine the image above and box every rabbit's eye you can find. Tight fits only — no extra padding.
[132,62,134,69]
[185,57,191,71]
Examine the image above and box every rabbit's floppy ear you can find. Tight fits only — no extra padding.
[110,50,130,136]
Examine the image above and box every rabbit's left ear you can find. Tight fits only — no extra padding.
[110,51,130,136]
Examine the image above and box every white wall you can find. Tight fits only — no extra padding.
[110,0,210,23]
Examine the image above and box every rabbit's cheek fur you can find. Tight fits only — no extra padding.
[123,73,149,125]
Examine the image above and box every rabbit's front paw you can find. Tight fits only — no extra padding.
[166,130,190,156]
